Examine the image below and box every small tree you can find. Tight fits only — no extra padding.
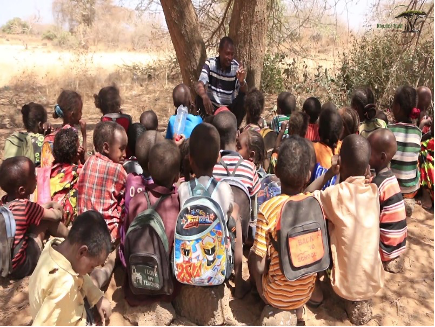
[1,18,30,34]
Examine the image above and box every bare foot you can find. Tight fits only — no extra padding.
[234,279,251,299]
[421,188,433,210]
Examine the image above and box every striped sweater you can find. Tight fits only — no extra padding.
[373,169,407,261]
[388,123,422,194]
[213,150,260,197]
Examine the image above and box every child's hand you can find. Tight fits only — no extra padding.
[43,201,63,212]
[174,134,185,147]
[79,120,87,136]
[96,297,112,326]
[42,122,52,135]
[77,146,85,164]
[280,121,288,133]
[330,155,340,175]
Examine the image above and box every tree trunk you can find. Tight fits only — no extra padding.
[160,0,207,93]
[229,0,268,89]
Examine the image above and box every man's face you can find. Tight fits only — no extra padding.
[219,43,234,69]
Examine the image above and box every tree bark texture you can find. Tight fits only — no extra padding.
[160,0,207,93]
[229,0,269,89]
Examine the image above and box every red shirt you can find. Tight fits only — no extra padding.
[77,153,127,241]
[305,123,320,142]
[1,197,44,269]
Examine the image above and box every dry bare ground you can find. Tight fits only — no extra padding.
[0,37,433,326]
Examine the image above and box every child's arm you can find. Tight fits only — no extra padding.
[83,274,111,324]
[79,120,87,164]
[305,156,340,193]
[274,121,288,151]
[41,202,63,221]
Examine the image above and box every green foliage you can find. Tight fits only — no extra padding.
[1,18,29,34]
[260,53,285,93]
[336,31,434,108]
[42,30,58,41]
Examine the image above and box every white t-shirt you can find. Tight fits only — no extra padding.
[178,176,234,222]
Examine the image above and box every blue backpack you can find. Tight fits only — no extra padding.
[0,204,23,277]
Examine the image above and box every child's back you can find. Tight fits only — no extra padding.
[122,140,181,305]
[270,92,296,134]
[302,97,321,142]
[211,111,260,197]
[166,84,202,140]
[314,135,384,300]
[4,103,48,166]
[389,86,423,196]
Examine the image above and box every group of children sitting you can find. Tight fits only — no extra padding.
[0,81,432,326]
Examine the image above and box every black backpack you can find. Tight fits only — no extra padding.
[270,194,330,281]
[124,192,173,295]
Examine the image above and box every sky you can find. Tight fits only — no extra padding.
[0,0,376,32]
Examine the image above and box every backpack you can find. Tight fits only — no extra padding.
[218,157,252,241]
[249,173,281,242]
[270,194,330,281]
[173,178,232,286]
[3,132,35,163]
[0,203,24,277]
[124,192,173,295]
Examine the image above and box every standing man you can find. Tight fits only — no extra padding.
[195,36,248,127]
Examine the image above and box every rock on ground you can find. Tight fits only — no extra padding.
[124,301,176,326]
[260,305,297,326]
[344,299,372,325]
[173,284,226,325]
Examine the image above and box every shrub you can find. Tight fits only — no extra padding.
[260,53,285,93]
[42,30,57,41]
[1,18,29,34]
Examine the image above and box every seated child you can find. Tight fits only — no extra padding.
[311,135,384,324]
[96,85,132,156]
[212,111,260,197]
[122,140,181,305]
[242,88,267,133]
[271,112,310,171]
[123,123,146,175]
[389,86,422,205]
[140,110,158,131]
[302,97,321,141]
[0,156,68,279]
[29,211,112,326]
[338,107,360,140]
[42,90,86,167]
[311,108,343,189]
[321,101,337,112]
[368,129,407,273]
[419,123,434,210]
[4,102,50,166]
[417,86,432,134]
[351,87,387,138]
[77,121,128,289]
[248,136,317,324]
[78,121,127,243]
[237,130,266,173]
[271,92,296,134]
[124,130,165,218]
[50,128,83,226]
[165,84,202,140]
[178,123,248,298]
[375,110,389,126]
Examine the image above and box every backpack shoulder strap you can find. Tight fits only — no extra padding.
[219,159,231,176]
[232,157,244,177]
[143,191,152,208]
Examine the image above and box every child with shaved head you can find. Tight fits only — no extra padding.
[417,86,432,134]
[122,140,181,305]
[310,134,384,325]
[165,84,203,140]
[178,123,248,298]
[368,129,407,273]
